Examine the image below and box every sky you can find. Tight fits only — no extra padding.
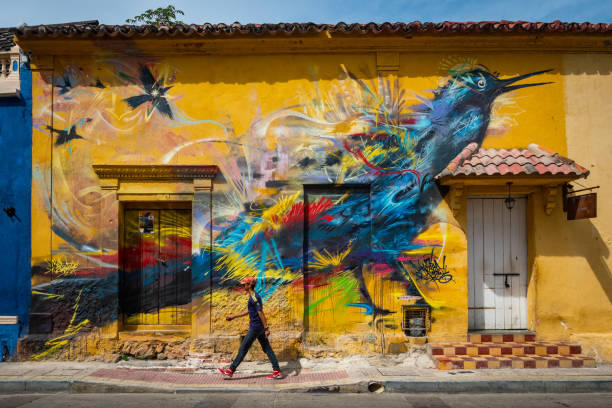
[1,0,612,28]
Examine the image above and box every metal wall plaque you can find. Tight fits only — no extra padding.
[567,193,597,220]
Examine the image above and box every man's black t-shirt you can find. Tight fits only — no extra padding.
[247,292,264,330]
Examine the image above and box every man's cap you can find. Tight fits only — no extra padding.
[240,276,257,285]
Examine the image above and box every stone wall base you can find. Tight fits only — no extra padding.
[16,330,423,361]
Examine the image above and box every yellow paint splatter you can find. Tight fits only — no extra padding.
[32,289,90,360]
[309,244,352,270]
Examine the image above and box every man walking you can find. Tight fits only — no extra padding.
[218,276,282,379]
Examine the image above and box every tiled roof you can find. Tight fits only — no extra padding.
[2,21,98,50]
[0,30,15,52]
[436,143,589,179]
[11,20,612,39]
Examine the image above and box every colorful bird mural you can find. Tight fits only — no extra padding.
[28,56,554,357]
[204,63,552,324]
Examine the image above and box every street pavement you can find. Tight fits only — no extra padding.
[0,392,611,408]
[1,360,612,394]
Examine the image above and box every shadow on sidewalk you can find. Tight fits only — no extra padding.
[280,359,302,377]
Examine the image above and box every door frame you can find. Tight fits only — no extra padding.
[119,201,193,331]
[94,164,218,335]
[467,195,529,331]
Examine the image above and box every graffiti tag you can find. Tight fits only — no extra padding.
[409,249,453,284]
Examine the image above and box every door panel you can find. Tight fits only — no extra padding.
[468,198,527,330]
[122,207,191,327]
[159,209,192,325]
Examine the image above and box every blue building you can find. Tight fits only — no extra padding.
[0,28,31,360]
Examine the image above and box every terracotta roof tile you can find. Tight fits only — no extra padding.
[436,143,589,179]
[0,30,14,51]
[11,20,612,40]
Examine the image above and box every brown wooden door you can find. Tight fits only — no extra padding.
[122,207,192,328]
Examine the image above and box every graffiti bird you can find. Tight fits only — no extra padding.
[409,67,552,177]
[46,118,92,153]
[123,65,173,119]
[55,73,77,95]
[323,66,552,317]
[210,65,553,324]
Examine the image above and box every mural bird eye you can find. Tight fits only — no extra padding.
[477,78,486,89]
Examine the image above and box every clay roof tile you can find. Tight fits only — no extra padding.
[435,143,589,179]
[11,20,612,39]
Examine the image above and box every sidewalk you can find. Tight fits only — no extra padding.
[1,358,612,394]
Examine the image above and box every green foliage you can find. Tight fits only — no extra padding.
[126,5,185,25]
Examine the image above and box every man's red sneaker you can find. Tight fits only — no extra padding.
[218,367,234,379]
[266,369,282,380]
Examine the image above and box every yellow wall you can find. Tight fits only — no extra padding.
[556,54,612,360]
[20,35,612,360]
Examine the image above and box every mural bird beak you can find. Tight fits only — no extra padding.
[500,69,553,93]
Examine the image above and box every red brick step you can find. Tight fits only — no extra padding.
[428,334,595,370]
[434,354,596,370]
[429,341,582,357]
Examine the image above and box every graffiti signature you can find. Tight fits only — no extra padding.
[409,249,453,285]
[46,258,79,277]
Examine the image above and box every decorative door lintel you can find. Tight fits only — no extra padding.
[93,164,218,200]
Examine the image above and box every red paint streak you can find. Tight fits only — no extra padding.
[343,140,421,182]
[372,263,393,275]
[281,197,334,228]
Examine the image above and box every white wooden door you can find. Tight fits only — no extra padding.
[468,197,527,330]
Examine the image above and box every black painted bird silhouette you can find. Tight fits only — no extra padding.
[46,118,92,147]
[55,73,76,95]
[123,65,173,119]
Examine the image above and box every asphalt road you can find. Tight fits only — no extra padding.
[0,393,610,408]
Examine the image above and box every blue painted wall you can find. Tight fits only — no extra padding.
[0,60,32,359]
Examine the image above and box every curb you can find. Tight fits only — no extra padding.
[0,378,611,394]
[383,379,612,393]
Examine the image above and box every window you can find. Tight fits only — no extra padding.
[402,306,430,337]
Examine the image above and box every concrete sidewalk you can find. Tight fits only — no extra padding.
[1,360,612,394]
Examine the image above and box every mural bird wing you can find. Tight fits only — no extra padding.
[124,94,154,109]
[154,97,174,119]
[139,66,157,94]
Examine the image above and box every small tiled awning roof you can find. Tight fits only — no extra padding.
[436,143,589,181]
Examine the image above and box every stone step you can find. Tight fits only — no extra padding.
[434,354,596,370]
[429,341,582,357]
[468,333,536,343]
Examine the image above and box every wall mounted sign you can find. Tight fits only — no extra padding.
[567,193,597,220]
